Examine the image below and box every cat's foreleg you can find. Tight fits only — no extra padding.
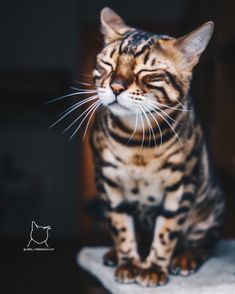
[96,171,140,283]
[106,212,139,264]
[106,211,141,283]
[137,181,190,286]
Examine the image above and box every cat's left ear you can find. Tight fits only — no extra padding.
[174,21,214,69]
[100,7,131,43]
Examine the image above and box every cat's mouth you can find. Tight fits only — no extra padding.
[108,100,130,111]
[108,101,118,106]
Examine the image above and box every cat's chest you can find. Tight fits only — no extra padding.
[119,164,164,205]
[101,148,166,205]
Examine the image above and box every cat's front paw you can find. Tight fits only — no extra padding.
[136,264,168,287]
[103,248,118,267]
[170,249,205,276]
[115,261,141,284]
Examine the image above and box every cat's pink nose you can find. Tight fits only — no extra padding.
[110,82,126,96]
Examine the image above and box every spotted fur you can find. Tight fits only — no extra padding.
[90,8,225,286]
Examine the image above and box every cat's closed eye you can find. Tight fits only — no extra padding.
[142,75,165,85]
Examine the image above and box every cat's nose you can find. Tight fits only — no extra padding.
[110,82,126,96]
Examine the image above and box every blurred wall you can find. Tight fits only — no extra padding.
[0,0,82,238]
[0,0,80,70]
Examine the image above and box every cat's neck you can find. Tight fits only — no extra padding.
[117,113,156,132]
[107,108,173,133]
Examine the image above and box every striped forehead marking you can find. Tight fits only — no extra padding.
[119,30,171,57]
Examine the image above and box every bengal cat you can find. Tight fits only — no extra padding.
[90,7,225,287]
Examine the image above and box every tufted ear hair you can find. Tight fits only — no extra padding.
[100,7,131,43]
[174,21,214,69]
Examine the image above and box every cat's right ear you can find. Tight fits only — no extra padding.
[100,7,131,43]
[32,221,38,230]
[174,21,214,70]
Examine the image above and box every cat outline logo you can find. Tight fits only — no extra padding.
[24,221,54,251]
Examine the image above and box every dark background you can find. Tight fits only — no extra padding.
[1,0,235,293]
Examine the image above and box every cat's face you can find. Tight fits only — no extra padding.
[94,8,213,116]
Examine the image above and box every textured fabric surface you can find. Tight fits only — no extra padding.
[77,240,235,294]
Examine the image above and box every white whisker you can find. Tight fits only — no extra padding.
[62,100,99,134]
[155,101,191,113]
[146,102,183,147]
[97,87,108,93]
[139,106,150,146]
[174,95,188,110]
[141,104,157,149]
[140,105,153,147]
[130,94,191,113]
[68,100,101,140]
[128,108,139,143]
[74,81,94,87]
[44,90,97,104]
[70,86,96,92]
[142,105,163,154]
[82,102,101,140]
[49,95,98,129]
[79,73,93,77]
[138,107,145,152]
[156,100,192,112]
[58,95,98,117]
[148,101,184,126]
